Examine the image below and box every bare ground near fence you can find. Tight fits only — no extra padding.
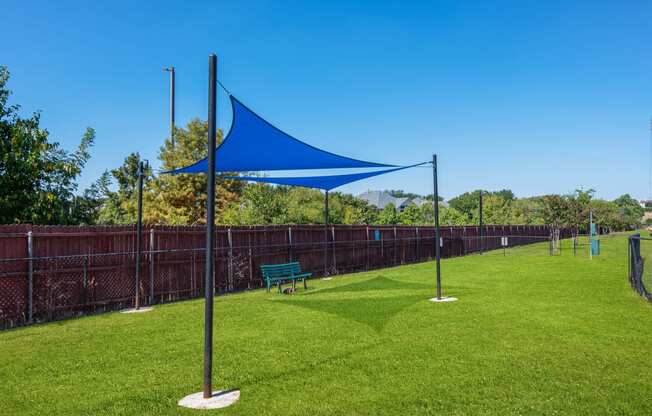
[0,224,559,328]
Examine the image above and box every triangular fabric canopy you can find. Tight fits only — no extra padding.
[224,162,427,191]
[166,95,394,174]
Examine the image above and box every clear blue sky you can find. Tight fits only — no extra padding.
[2,0,651,200]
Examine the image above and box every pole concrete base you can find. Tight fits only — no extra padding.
[120,306,154,314]
[178,389,240,410]
[429,297,458,303]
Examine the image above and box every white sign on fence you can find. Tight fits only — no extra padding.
[501,236,508,247]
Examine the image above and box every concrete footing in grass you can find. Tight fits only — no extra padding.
[429,297,458,303]
[178,390,240,410]
[120,307,154,314]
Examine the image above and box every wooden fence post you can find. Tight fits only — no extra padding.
[416,227,420,262]
[393,227,398,265]
[227,228,233,292]
[288,227,293,262]
[27,231,33,324]
[149,228,155,305]
[248,230,253,290]
[82,254,89,307]
[366,226,370,271]
[331,226,336,273]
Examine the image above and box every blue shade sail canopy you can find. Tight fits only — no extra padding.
[166,95,394,174]
[224,163,427,191]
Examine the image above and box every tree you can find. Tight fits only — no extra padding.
[493,189,515,202]
[510,198,544,225]
[145,119,244,224]
[398,204,422,225]
[540,195,569,230]
[387,189,421,199]
[448,190,484,222]
[613,194,643,230]
[481,194,511,224]
[95,153,153,224]
[0,66,95,224]
[377,204,399,225]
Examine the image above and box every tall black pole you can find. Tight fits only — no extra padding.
[164,67,176,147]
[433,154,442,300]
[134,160,144,309]
[479,191,483,254]
[203,54,217,399]
[324,190,329,274]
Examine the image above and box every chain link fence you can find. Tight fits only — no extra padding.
[0,224,557,329]
[628,234,652,303]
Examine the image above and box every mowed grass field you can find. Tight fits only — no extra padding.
[2,234,652,415]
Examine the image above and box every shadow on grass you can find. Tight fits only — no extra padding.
[279,295,425,332]
[304,275,431,296]
[273,276,431,332]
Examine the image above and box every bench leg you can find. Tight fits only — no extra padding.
[267,281,270,292]
[278,281,282,293]
[292,279,296,291]
[303,278,307,290]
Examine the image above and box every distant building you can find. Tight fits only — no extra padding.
[357,191,434,212]
[640,200,652,208]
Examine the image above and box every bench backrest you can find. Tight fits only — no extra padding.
[260,262,302,279]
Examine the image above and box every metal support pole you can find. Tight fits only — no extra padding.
[324,190,329,275]
[433,154,442,300]
[164,67,176,147]
[479,191,483,254]
[27,231,33,323]
[134,161,144,310]
[203,54,217,399]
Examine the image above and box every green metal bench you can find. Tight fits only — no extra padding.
[260,262,311,293]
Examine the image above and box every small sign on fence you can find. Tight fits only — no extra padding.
[501,237,508,247]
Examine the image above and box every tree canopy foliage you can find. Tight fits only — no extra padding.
[0,65,644,231]
[0,66,96,224]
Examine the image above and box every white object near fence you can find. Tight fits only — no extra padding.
[501,237,508,247]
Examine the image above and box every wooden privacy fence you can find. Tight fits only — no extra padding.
[0,224,554,328]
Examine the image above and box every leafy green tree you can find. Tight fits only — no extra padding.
[146,119,244,224]
[493,189,515,202]
[0,66,95,224]
[509,198,544,225]
[540,195,569,229]
[398,204,422,225]
[336,193,378,224]
[387,189,421,199]
[377,203,399,225]
[95,153,153,224]
[481,194,511,224]
[448,190,484,222]
[613,194,643,229]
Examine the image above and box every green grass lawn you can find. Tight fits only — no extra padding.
[2,234,651,415]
